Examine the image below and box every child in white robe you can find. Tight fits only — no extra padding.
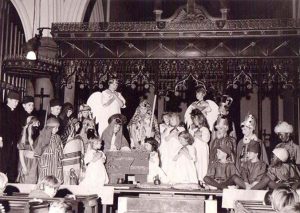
[171,131,198,184]
[193,129,210,183]
[145,137,169,183]
[80,138,109,190]
[159,113,185,179]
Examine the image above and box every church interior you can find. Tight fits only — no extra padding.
[0,0,299,212]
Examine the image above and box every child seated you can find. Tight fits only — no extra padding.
[29,175,61,198]
[144,137,169,184]
[170,131,198,184]
[227,141,267,189]
[252,148,300,190]
[204,144,238,190]
[80,138,109,189]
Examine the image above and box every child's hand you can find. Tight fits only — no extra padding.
[22,167,28,175]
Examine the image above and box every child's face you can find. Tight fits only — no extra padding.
[169,116,179,126]
[196,92,205,101]
[44,185,58,198]
[109,80,118,91]
[92,140,102,150]
[247,151,258,161]
[242,125,253,137]
[162,115,170,124]
[81,110,90,118]
[278,133,290,143]
[179,136,188,146]
[140,106,147,115]
[7,98,19,109]
[216,126,228,139]
[144,143,153,152]
[219,105,229,116]
[23,102,34,114]
[52,126,59,134]
[51,106,62,116]
[67,109,73,117]
[217,149,227,161]
[113,124,121,133]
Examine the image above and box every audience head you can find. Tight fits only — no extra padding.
[271,148,289,166]
[279,202,300,213]
[46,117,60,134]
[50,99,62,116]
[49,201,69,213]
[241,113,256,135]
[271,186,299,212]
[7,91,20,109]
[22,95,34,114]
[145,137,159,152]
[178,131,194,146]
[263,190,273,205]
[274,121,293,143]
[37,175,61,198]
[0,173,8,194]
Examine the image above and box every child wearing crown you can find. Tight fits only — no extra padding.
[236,114,269,172]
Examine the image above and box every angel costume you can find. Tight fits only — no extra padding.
[79,145,109,189]
[87,89,126,137]
[170,145,198,184]
[128,100,160,148]
[159,126,185,179]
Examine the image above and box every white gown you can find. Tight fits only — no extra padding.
[170,145,198,184]
[147,152,169,184]
[192,127,210,182]
[87,90,126,137]
[159,126,185,181]
[79,148,109,190]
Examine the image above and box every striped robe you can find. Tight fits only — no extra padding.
[36,134,63,183]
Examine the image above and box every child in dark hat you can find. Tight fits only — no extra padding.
[48,99,62,134]
[19,95,35,127]
[204,144,238,189]
[0,91,21,182]
[225,140,267,189]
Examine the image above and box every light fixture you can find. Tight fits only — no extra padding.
[25,27,50,60]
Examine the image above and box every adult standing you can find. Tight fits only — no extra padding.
[0,91,22,182]
[87,78,126,137]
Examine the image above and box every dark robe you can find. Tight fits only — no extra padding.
[0,103,22,182]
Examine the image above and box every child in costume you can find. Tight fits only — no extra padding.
[252,148,300,190]
[80,138,109,189]
[227,140,267,189]
[128,99,160,148]
[159,112,185,179]
[236,113,268,172]
[171,131,198,184]
[17,116,40,184]
[34,117,63,183]
[78,104,92,122]
[102,114,130,151]
[274,121,300,166]
[210,117,236,164]
[144,137,169,183]
[159,112,171,135]
[204,144,238,190]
